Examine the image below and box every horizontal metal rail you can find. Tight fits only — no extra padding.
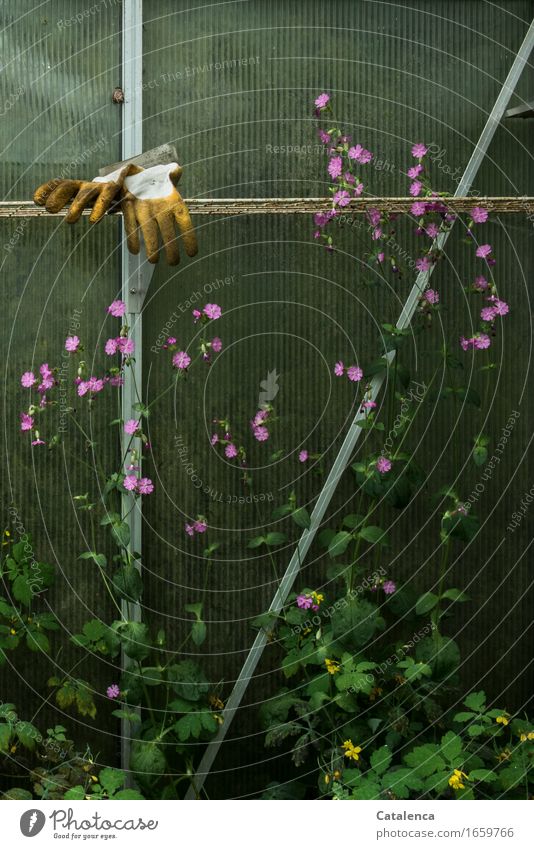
[0,196,533,217]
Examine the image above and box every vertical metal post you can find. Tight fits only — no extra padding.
[120,0,154,775]
[185,16,534,798]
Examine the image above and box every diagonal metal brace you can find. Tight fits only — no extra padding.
[185,16,534,799]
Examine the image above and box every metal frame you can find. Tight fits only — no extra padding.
[185,16,534,798]
[119,0,155,776]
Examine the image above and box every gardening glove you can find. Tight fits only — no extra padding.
[120,162,198,265]
[33,163,141,223]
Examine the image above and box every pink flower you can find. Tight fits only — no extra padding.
[481,306,496,322]
[353,182,364,196]
[425,223,439,238]
[167,336,177,346]
[77,381,89,396]
[253,425,269,442]
[185,523,195,537]
[296,594,313,609]
[411,143,428,159]
[87,377,105,394]
[491,298,509,316]
[347,365,363,382]
[225,443,238,458]
[367,208,381,227]
[137,477,154,495]
[460,336,473,351]
[314,92,330,109]
[20,413,34,431]
[123,474,138,491]
[105,338,118,355]
[65,335,80,352]
[117,338,135,355]
[473,275,488,291]
[410,180,422,197]
[107,300,126,317]
[252,410,268,426]
[424,289,440,304]
[376,456,392,474]
[328,156,343,179]
[474,333,491,349]
[416,255,431,272]
[299,450,308,462]
[377,252,385,263]
[124,419,140,435]
[372,227,382,241]
[411,201,426,216]
[210,433,219,445]
[192,309,202,322]
[333,190,351,207]
[334,361,344,377]
[173,351,191,370]
[31,437,45,446]
[193,519,207,533]
[407,164,423,179]
[383,580,396,594]
[110,375,124,387]
[106,684,120,699]
[471,207,488,224]
[318,129,331,144]
[211,337,223,353]
[21,371,36,388]
[476,244,492,258]
[361,399,376,410]
[204,303,222,320]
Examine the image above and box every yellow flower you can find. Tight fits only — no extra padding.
[209,695,225,711]
[324,773,331,784]
[342,740,362,761]
[311,591,324,606]
[448,769,468,790]
[325,658,340,675]
[496,715,509,726]
[496,748,511,762]
[519,732,534,742]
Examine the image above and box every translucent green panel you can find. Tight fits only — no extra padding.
[0,0,121,197]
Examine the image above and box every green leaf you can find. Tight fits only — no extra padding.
[167,661,209,701]
[174,712,203,741]
[370,745,392,775]
[467,724,487,737]
[167,698,195,713]
[114,789,145,800]
[247,536,265,549]
[472,445,488,466]
[453,711,476,723]
[404,744,445,777]
[99,768,126,796]
[342,514,364,529]
[116,621,151,661]
[78,552,107,568]
[112,565,143,602]
[130,741,166,775]
[12,575,32,606]
[328,531,353,558]
[0,724,12,751]
[469,769,497,783]
[26,629,50,653]
[441,588,469,602]
[358,525,388,545]
[64,786,85,800]
[415,591,439,615]
[464,691,486,712]
[111,521,130,548]
[264,532,287,546]
[440,731,463,763]
[16,722,40,750]
[82,619,107,641]
[111,709,141,724]
[191,620,207,647]
[291,507,311,529]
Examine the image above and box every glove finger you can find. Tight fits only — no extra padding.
[44,181,83,214]
[33,178,63,206]
[135,203,160,263]
[157,211,180,266]
[89,183,120,223]
[66,185,102,223]
[173,202,198,257]
[122,198,140,254]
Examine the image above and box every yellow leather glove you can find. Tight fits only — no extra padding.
[120,163,198,265]
[33,163,140,223]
